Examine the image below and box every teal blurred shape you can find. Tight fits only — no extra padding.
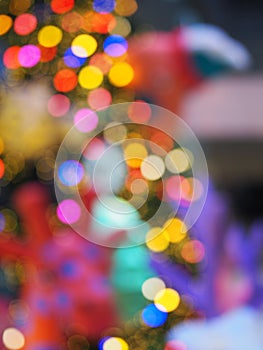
[111,245,155,321]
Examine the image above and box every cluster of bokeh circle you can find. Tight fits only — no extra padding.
[54,102,209,250]
[0,1,209,348]
[0,0,137,119]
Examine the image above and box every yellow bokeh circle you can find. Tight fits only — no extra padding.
[109,62,134,87]
[154,288,180,313]
[72,34,98,58]
[146,227,169,252]
[38,25,63,48]
[0,15,13,35]
[165,148,191,174]
[78,66,103,90]
[163,218,187,243]
[124,142,148,168]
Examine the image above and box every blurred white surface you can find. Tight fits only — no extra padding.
[168,306,263,350]
[182,74,263,139]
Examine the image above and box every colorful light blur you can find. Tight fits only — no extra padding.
[18,45,40,68]
[2,327,25,350]
[58,160,84,187]
[88,88,112,110]
[78,66,103,90]
[74,108,99,132]
[51,0,75,14]
[146,227,170,252]
[101,336,129,350]
[0,1,213,349]
[93,0,116,14]
[181,240,205,264]
[63,47,87,68]
[103,35,128,57]
[54,69,78,92]
[142,277,166,301]
[48,94,71,117]
[38,25,63,48]
[57,199,81,224]
[142,303,168,327]
[109,62,134,87]
[71,34,98,58]
[154,288,180,313]
[0,15,12,35]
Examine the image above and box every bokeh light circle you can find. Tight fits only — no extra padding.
[48,94,70,117]
[2,327,25,350]
[165,340,188,350]
[14,14,37,36]
[72,34,98,58]
[109,16,131,37]
[88,88,112,110]
[64,47,87,68]
[142,303,168,328]
[58,160,84,187]
[0,15,12,35]
[39,45,57,62]
[142,277,166,300]
[124,142,148,168]
[92,12,115,33]
[93,0,116,14]
[38,25,63,48]
[141,155,165,181]
[51,0,74,14]
[54,69,78,92]
[74,108,99,132]
[9,0,31,15]
[146,227,170,252]
[154,288,180,313]
[57,199,81,224]
[115,0,138,16]
[165,149,191,174]
[102,337,129,350]
[108,62,134,87]
[103,35,128,57]
[83,138,105,160]
[61,11,83,33]
[128,100,152,123]
[3,46,20,69]
[18,45,41,68]
[181,240,205,263]
[78,66,103,89]
[164,218,187,243]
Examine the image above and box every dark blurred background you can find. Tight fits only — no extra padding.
[133,0,263,70]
